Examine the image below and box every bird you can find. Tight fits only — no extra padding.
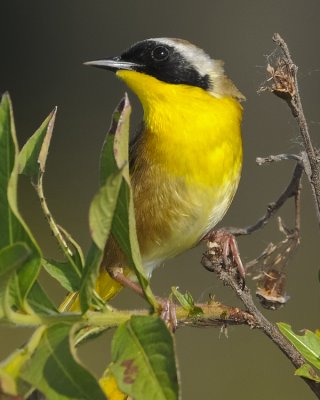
[61,38,245,311]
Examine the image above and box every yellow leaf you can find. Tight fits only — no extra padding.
[99,368,128,400]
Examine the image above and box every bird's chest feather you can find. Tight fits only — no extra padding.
[130,91,243,271]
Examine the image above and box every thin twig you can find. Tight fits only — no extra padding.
[226,162,304,236]
[294,167,302,233]
[256,153,302,165]
[244,163,302,281]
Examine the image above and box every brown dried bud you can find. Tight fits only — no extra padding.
[256,269,289,310]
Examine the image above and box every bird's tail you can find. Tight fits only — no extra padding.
[59,271,125,312]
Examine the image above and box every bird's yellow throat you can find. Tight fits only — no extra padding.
[117,69,243,188]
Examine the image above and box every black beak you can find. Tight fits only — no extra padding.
[83,57,141,72]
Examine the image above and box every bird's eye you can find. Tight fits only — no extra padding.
[151,45,169,61]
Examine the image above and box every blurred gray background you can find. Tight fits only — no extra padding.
[1,1,320,399]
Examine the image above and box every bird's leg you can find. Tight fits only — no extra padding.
[108,269,144,298]
[203,229,245,280]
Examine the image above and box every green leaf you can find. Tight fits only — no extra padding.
[0,326,45,396]
[108,96,156,308]
[21,323,106,400]
[78,98,128,312]
[79,242,105,312]
[100,131,117,186]
[18,107,56,181]
[295,363,320,382]
[111,97,130,181]
[0,243,31,279]
[80,97,133,311]
[79,169,123,312]
[57,224,85,269]
[15,258,41,308]
[18,107,83,275]
[171,287,203,317]
[0,369,21,397]
[19,105,85,284]
[89,170,123,251]
[27,280,58,315]
[43,259,82,292]
[0,93,19,248]
[278,323,320,369]
[0,93,42,305]
[107,168,157,308]
[0,243,32,318]
[80,95,157,311]
[111,315,180,400]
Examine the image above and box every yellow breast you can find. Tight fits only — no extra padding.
[118,70,243,274]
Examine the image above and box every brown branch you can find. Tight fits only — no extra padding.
[263,33,320,225]
[201,245,320,398]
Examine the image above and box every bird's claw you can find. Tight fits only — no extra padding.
[203,229,245,285]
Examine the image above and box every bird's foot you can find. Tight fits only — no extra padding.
[203,229,245,285]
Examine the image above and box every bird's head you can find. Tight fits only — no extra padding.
[85,38,245,101]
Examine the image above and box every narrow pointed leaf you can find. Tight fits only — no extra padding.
[108,96,156,308]
[79,97,130,312]
[57,225,85,269]
[295,363,320,382]
[0,93,42,305]
[0,243,32,318]
[0,93,19,248]
[0,243,31,279]
[171,287,203,317]
[27,281,58,314]
[79,172,122,312]
[100,132,117,186]
[79,243,99,312]
[21,323,106,400]
[278,323,320,369]
[99,369,127,400]
[42,260,81,292]
[89,171,123,251]
[43,258,81,292]
[111,316,179,400]
[111,95,130,181]
[81,95,156,311]
[112,180,156,308]
[18,105,84,288]
[0,327,45,396]
[18,107,56,181]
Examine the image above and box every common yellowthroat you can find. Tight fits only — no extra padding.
[62,38,244,310]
